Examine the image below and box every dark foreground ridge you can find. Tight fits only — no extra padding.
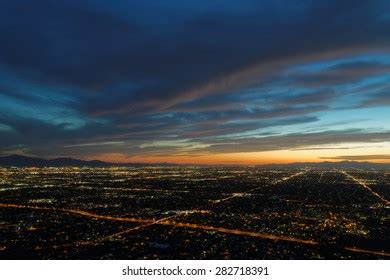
[0,154,170,168]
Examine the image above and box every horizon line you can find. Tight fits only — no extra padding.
[1,154,390,166]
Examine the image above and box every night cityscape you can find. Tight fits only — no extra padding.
[0,166,389,259]
[1,0,390,263]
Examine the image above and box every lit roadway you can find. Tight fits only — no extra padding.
[340,170,389,205]
[212,169,310,203]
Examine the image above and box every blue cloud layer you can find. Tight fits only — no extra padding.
[0,0,389,158]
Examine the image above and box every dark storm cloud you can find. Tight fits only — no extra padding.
[0,0,389,158]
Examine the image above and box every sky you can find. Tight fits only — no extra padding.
[0,0,389,164]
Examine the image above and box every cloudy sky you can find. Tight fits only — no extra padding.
[0,0,389,164]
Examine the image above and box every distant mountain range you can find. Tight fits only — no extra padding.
[0,154,184,168]
[0,154,389,169]
[0,154,109,167]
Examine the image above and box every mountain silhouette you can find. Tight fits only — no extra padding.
[0,154,109,167]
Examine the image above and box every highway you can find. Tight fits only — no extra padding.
[340,170,389,204]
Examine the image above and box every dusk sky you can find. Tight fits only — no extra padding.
[0,0,389,164]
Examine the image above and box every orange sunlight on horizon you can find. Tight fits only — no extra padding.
[87,144,390,165]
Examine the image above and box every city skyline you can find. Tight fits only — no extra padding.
[1,0,390,164]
